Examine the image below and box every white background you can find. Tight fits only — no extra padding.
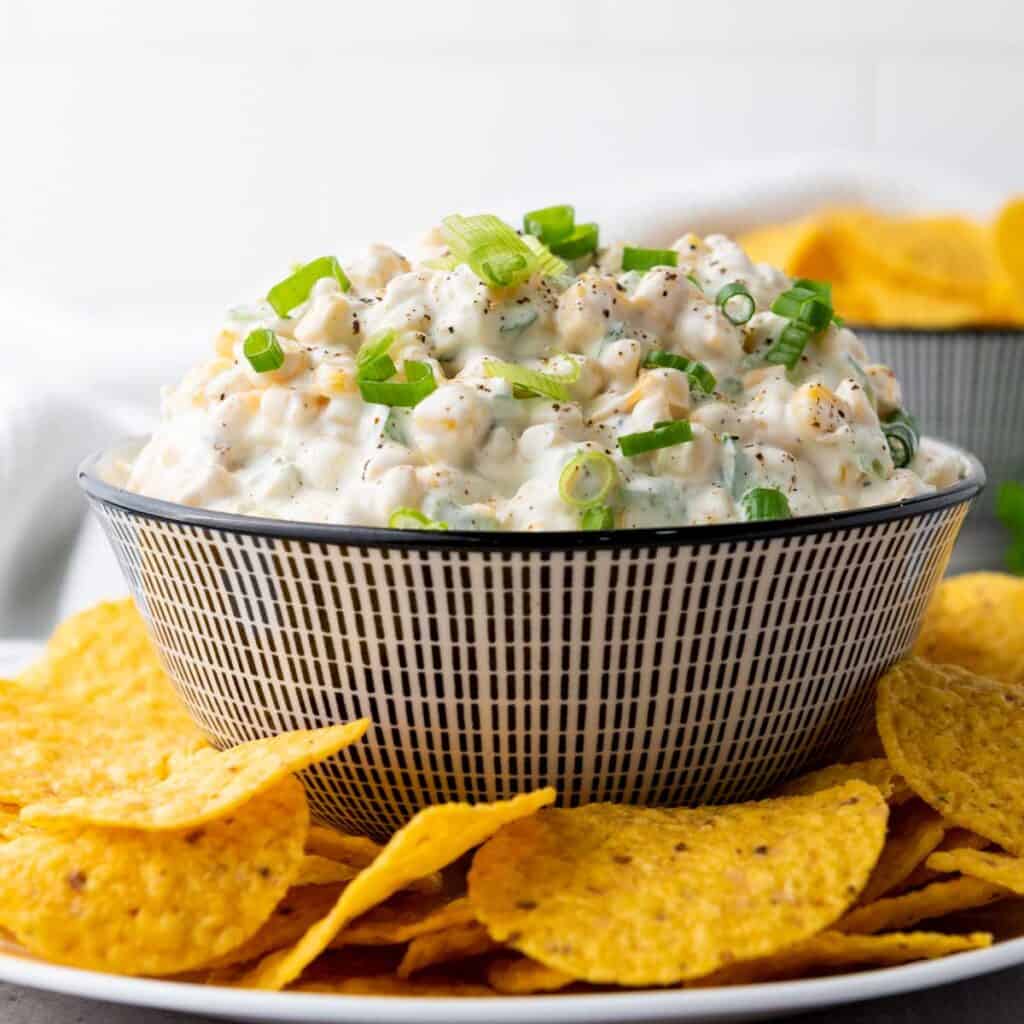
[0,0,1021,370]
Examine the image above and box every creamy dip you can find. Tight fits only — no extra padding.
[124,210,962,531]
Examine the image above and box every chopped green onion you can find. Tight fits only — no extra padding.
[642,350,717,395]
[686,272,702,288]
[358,360,437,407]
[484,359,577,401]
[243,328,285,373]
[881,409,920,469]
[558,450,618,508]
[498,305,539,336]
[388,508,449,531]
[770,286,819,319]
[441,214,538,288]
[521,234,568,278]
[741,487,792,521]
[550,222,599,260]
[523,205,575,245]
[716,282,755,325]
[356,330,398,382]
[621,246,678,272]
[764,321,813,370]
[797,296,834,331]
[580,504,615,530]
[266,256,350,316]
[793,277,832,301]
[618,419,693,457]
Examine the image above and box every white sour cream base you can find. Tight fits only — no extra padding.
[126,232,962,531]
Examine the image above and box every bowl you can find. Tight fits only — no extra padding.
[858,326,1024,521]
[80,442,984,839]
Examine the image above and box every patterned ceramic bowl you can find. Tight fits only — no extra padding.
[859,327,1024,521]
[80,442,983,839]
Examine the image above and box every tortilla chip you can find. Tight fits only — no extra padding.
[486,956,576,995]
[993,197,1024,304]
[333,894,477,947]
[293,855,360,888]
[305,824,440,895]
[294,976,495,997]
[0,778,307,976]
[914,574,1024,686]
[927,850,1024,895]
[468,782,887,986]
[240,788,555,990]
[877,658,1024,854]
[933,897,1024,941]
[899,829,991,892]
[0,601,206,805]
[397,921,499,978]
[858,801,948,904]
[838,876,1007,935]
[777,759,911,803]
[693,931,992,986]
[20,721,368,831]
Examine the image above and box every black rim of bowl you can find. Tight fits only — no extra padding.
[78,443,985,553]
[851,324,1024,339]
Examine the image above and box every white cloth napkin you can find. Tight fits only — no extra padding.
[0,157,1001,639]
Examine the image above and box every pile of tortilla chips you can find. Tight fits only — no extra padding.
[1,587,1023,997]
[739,198,1024,328]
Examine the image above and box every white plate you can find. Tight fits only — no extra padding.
[2,939,1024,1024]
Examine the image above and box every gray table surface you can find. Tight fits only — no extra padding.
[3,966,1023,1023]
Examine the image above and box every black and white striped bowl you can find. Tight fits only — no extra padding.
[80,443,983,839]
[859,327,1024,520]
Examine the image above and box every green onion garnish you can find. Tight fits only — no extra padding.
[266,256,350,317]
[550,223,599,260]
[484,359,578,401]
[881,409,920,469]
[741,487,792,521]
[388,508,449,531]
[358,360,437,407]
[716,282,755,325]
[441,214,539,288]
[621,246,678,272]
[764,322,813,370]
[686,272,702,289]
[521,234,568,278]
[558,451,618,508]
[523,205,575,246]
[243,328,285,373]
[618,419,693,457]
[356,330,398,382]
[792,278,832,301]
[642,351,717,395]
[580,504,615,530]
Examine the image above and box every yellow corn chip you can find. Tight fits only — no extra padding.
[468,783,887,986]
[777,759,911,803]
[914,574,1024,686]
[899,828,991,892]
[934,897,1024,942]
[693,931,992,986]
[20,721,368,831]
[294,976,495,997]
[993,197,1024,305]
[293,855,360,888]
[305,824,441,895]
[838,876,1007,934]
[877,658,1024,854]
[487,956,575,994]
[0,602,206,804]
[858,800,948,904]
[240,789,555,990]
[333,894,477,947]
[0,778,307,976]
[927,850,1024,895]
[397,921,499,978]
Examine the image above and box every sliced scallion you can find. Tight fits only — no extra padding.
[550,222,599,260]
[356,330,398,382]
[521,234,568,278]
[580,504,615,530]
[388,508,449,531]
[686,272,702,288]
[523,205,575,245]
[622,246,678,272]
[266,256,350,316]
[358,360,437,407]
[642,350,717,395]
[618,419,693,457]
[243,328,285,373]
[559,450,618,508]
[441,214,536,288]
[741,487,792,521]
[764,321,813,370]
[485,359,577,401]
[716,281,755,325]
[881,409,920,469]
